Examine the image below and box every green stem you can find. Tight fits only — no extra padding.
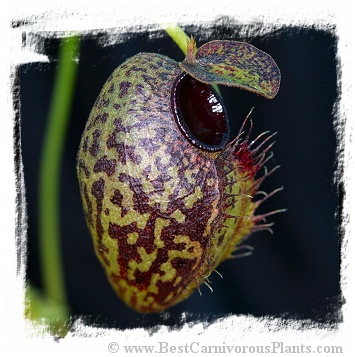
[162,23,190,55]
[38,35,80,319]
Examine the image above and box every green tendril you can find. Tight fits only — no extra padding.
[28,35,80,336]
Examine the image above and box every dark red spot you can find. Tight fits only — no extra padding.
[82,183,93,227]
[110,189,123,206]
[108,83,115,93]
[157,71,170,82]
[224,65,234,72]
[171,257,197,279]
[94,112,108,126]
[218,234,225,247]
[107,136,142,165]
[89,130,100,157]
[134,270,153,291]
[119,81,132,98]
[124,65,147,78]
[96,97,110,109]
[138,138,160,156]
[150,172,172,194]
[118,173,149,214]
[135,83,145,96]
[77,159,90,178]
[118,207,127,217]
[92,177,104,201]
[112,118,130,133]
[141,74,156,90]
[83,136,88,152]
[148,63,158,70]
[142,165,151,178]
[93,155,116,176]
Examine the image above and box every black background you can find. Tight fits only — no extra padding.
[19,21,340,330]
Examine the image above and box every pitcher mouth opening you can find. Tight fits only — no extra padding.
[171,72,230,152]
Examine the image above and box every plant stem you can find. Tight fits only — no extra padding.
[162,23,190,55]
[38,35,80,320]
